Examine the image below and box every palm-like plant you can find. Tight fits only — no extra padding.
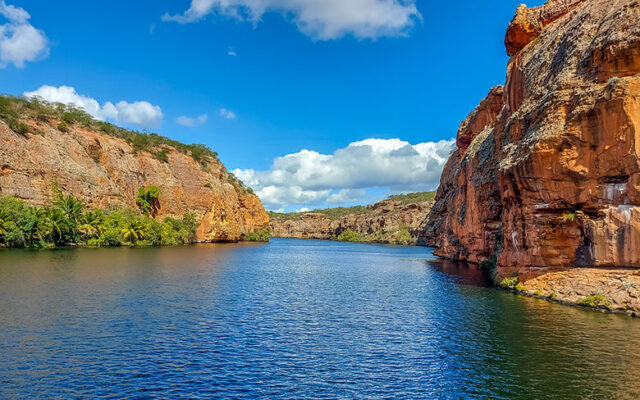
[23,207,52,247]
[121,220,148,245]
[79,210,105,238]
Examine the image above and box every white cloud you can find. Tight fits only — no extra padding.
[233,138,454,209]
[326,189,366,204]
[24,85,163,128]
[176,114,208,127]
[162,0,420,40]
[0,1,49,68]
[219,108,236,119]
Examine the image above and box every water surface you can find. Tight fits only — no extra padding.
[1,239,639,399]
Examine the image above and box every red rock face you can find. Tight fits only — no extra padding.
[0,120,269,242]
[423,0,640,279]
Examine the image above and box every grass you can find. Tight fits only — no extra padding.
[0,95,220,168]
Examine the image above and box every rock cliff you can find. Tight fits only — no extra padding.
[0,99,269,242]
[271,194,434,245]
[422,0,640,313]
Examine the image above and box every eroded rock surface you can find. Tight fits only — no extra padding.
[422,0,640,310]
[271,198,433,245]
[0,120,269,242]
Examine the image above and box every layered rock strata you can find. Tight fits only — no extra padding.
[422,0,640,312]
[0,118,269,242]
[271,198,433,245]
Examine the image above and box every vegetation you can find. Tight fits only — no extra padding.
[333,229,364,243]
[563,210,585,223]
[0,192,198,249]
[386,191,436,204]
[579,295,612,309]
[227,172,255,195]
[136,186,161,216]
[245,227,272,242]
[499,276,519,290]
[269,205,371,221]
[268,191,436,222]
[0,95,219,168]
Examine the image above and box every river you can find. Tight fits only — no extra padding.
[1,238,639,399]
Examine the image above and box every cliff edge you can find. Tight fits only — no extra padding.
[0,97,269,242]
[422,0,640,313]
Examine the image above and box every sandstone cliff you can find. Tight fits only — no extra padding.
[422,0,640,313]
[270,193,434,245]
[0,98,269,242]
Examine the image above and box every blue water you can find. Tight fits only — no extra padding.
[1,239,639,399]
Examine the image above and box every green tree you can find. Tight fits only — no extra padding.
[121,219,149,245]
[136,186,161,216]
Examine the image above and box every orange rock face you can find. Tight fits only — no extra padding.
[271,199,433,244]
[0,120,269,242]
[423,0,640,280]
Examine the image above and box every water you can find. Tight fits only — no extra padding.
[1,238,639,399]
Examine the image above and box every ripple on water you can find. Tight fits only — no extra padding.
[0,239,639,399]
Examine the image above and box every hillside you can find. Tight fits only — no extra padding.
[0,96,269,243]
[269,192,435,245]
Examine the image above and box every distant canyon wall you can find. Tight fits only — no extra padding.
[271,198,433,245]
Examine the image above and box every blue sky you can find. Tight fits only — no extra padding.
[0,0,544,211]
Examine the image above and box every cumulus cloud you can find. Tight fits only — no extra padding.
[0,1,49,68]
[162,0,420,40]
[24,85,163,128]
[176,114,208,127]
[219,108,236,119]
[233,138,454,209]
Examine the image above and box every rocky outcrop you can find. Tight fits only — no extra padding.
[271,197,433,245]
[0,115,269,242]
[423,0,640,311]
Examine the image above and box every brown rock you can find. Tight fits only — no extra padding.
[0,119,269,242]
[423,0,640,278]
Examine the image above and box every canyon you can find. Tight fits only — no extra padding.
[270,193,434,245]
[0,99,269,242]
[421,0,640,314]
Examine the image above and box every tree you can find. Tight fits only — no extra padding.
[79,210,105,239]
[121,219,149,245]
[136,186,161,216]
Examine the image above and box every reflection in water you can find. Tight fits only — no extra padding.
[1,239,639,399]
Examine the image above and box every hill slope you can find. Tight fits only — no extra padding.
[0,96,269,242]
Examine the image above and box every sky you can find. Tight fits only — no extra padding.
[0,0,545,211]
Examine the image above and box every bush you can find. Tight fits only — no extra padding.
[334,229,363,243]
[152,149,169,163]
[580,295,612,309]
[57,121,69,133]
[136,186,161,216]
[246,227,271,242]
[499,276,519,289]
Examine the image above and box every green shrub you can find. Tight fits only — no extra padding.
[57,121,69,133]
[515,282,526,292]
[580,295,612,309]
[152,149,169,163]
[136,186,161,216]
[204,182,213,189]
[499,276,519,289]
[334,229,363,243]
[245,227,272,242]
